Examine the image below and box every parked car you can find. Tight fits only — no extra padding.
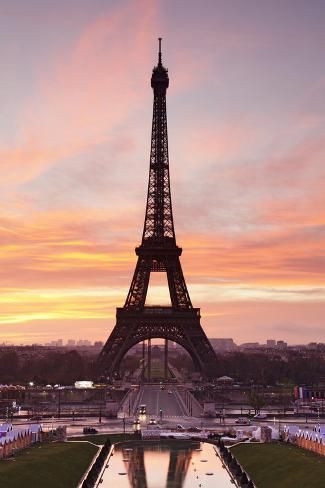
[83,427,98,434]
[235,417,251,425]
[149,419,157,425]
[253,413,267,419]
[176,424,185,431]
[168,390,172,395]
[188,426,201,432]
[207,432,220,440]
[29,416,42,422]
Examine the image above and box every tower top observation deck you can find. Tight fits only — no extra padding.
[151,37,169,92]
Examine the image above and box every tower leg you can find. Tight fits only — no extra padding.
[148,339,151,382]
[142,341,145,382]
[164,339,168,381]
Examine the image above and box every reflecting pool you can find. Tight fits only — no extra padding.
[99,440,234,487]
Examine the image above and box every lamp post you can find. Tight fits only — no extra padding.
[57,389,61,419]
[133,418,140,436]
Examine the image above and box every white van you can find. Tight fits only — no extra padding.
[253,413,267,419]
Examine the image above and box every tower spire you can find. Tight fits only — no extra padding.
[158,37,162,65]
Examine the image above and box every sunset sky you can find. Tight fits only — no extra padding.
[1,0,325,345]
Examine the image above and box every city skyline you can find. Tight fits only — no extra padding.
[1,0,325,344]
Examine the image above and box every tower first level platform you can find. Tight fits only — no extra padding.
[99,306,217,378]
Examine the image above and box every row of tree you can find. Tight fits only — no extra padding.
[0,348,324,386]
[169,351,325,386]
[0,350,92,385]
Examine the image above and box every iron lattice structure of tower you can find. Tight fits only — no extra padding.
[98,40,218,378]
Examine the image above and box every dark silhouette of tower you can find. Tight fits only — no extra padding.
[123,443,194,488]
[98,39,217,379]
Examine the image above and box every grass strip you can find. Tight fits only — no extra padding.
[0,442,98,488]
[232,442,325,488]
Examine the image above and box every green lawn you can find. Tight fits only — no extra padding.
[0,442,98,488]
[232,442,325,488]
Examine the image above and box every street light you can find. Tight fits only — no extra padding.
[133,418,140,435]
[57,389,61,419]
[51,416,54,437]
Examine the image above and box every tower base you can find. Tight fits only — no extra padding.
[98,306,218,380]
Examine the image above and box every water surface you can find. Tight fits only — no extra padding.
[100,440,234,487]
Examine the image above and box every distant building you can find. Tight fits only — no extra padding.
[74,380,94,389]
[240,342,260,349]
[210,338,237,351]
[295,385,325,401]
[45,339,63,347]
[276,340,287,349]
[76,340,92,347]
[67,340,76,347]
[266,339,276,347]
[216,375,234,385]
[94,341,103,348]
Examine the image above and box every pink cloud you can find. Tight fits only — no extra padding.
[0,0,158,186]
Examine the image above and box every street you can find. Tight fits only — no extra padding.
[9,412,323,438]
[136,385,187,417]
[7,384,324,438]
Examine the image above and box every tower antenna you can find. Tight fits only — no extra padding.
[158,37,162,65]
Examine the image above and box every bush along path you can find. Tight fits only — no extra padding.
[81,438,112,488]
[216,437,255,488]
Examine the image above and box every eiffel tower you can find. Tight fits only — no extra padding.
[98,39,218,379]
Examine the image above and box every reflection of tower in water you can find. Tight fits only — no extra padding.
[121,442,197,487]
[123,446,147,488]
[166,447,193,487]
